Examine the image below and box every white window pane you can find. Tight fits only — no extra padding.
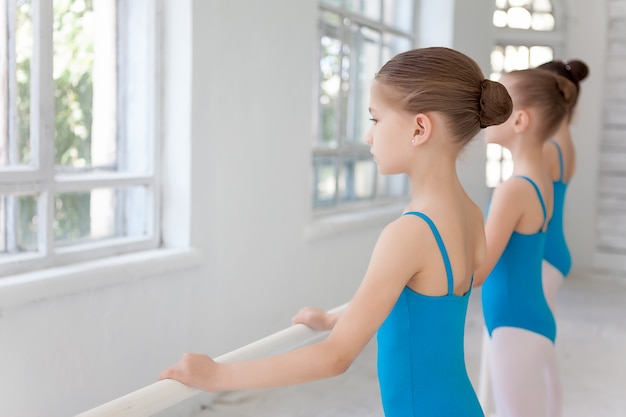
[53,0,119,172]
[321,0,343,7]
[486,143,504,160]
[533,0,552,12]
[0,193,38,255]
[313,157,338,207]
[347,25,380,145]
[383,0,414,32]
[382,33,411,63]
[504,45,530,71]
[507,7,532,29]
[493,9,508,27]
[491,47,505,72]
[346,0,381,22]
[353,159,376,199]
[53,185,149,246]
[2,0,33,166]
[318,13,343,148]
[531,12,555,31]
[509,0,531,7]
[529,46,553,67]
[486,161,502,188]
[377,173,407,197]
[495,0,508,10]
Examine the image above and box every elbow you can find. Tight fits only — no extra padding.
[327,355,352,377]
[320,341,354,377]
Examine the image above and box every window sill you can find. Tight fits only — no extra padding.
[304,201,407,241]
[0,247,204,310]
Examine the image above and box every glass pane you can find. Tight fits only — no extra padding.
[531,12,555,31]
[383,0,414,32]
[491,46,505,74]
[339,156,376,202]
[0,193,38,254]
[346,0,381,22]
[353,158,376,200]
[320,0,344,7]
[493,9,507,27]
[2,0,34,166]
[486,161,502,188]
[486,143,503,160]
[347,25,380,145]
[509,0,531,7]
[495,0,508,9]
[533,0,552,12]
[312,157,338,207]
[529,46,553,68]
[377,173,407,197]
[53,185,148,245]
[53,0,117,171]
[382,33,411,64]
[507,7,532,29]
[504,45,530,71]
[318,12,343,148]
[0,198,4,252]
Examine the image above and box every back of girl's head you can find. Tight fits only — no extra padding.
[374,47,512,146]
[504,68,577,139]
[537,59,589,110]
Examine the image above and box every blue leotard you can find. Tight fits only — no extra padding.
[481,177,556,343]
[544,140,572,277]
[377,212,484,417]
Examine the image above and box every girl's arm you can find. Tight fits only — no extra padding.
[159,217,426,393]
[473,181,524,286]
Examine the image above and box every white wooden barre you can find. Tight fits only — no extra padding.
[76,303,349,417]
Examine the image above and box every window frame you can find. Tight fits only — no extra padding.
[312,1,416,212]
[487,0,566,187]
[0,0,161,277]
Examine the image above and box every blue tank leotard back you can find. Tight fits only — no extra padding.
[481,176,556,343]
[544,140,572,277]
[376,212,484,417]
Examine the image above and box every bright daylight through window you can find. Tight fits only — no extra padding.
[486,0,558,187]
[0,0,158,276]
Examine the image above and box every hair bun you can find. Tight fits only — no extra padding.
[479,79,513,128]
[563,59,589,83]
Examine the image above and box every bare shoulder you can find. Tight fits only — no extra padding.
[380,213,432,245]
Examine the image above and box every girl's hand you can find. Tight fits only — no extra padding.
[291,306,335,331]
[159,353,221,393]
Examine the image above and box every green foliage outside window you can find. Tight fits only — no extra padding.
[14,0,97,249]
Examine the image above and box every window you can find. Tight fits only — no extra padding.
[0,0,158,276]
[487,0,562,187]
[313,0,415,210]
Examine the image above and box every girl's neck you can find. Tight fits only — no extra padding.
[551,120,572,145]
[407,152,460,205]
[510,139,546,176]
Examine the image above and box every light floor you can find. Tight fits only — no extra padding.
[193,274,626,417]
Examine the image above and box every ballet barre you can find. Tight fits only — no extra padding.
[76,303,349,417]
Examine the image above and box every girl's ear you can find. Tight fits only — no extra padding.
[412,113,433,145]
[512,109,530,133]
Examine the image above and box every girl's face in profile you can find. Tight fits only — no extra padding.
[365,80,416,175]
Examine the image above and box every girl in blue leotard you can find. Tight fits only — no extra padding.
[536,58,589,417]
[473,69,577,417]
[160,47,513,417]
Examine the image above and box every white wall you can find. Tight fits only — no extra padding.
[0,1,610,417]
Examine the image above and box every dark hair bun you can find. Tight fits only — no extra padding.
[538,59,589,86]
[565,60,589,84]
[479,79,513,128]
